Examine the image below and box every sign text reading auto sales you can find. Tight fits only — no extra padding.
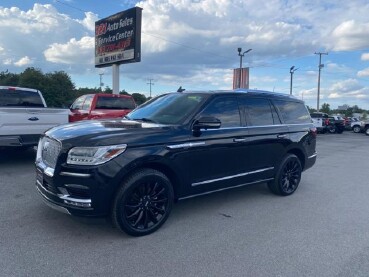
[95,7,142,68]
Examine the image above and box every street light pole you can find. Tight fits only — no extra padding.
[99,73,104,92]
[237,48,252,88]
[315,52,328,111]
[289,66,298,95]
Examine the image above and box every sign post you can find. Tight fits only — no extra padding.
[95,7,142,94]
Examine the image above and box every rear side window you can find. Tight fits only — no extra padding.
[241,97,280,126]
[95,96,136,110]
[0,89,44,107]
[274,100,311,124]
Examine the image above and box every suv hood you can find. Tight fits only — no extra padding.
[44,119,175,147]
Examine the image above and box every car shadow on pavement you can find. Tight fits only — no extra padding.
[0,147,36,164]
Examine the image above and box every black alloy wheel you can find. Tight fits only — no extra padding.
[112,169,174,236]
[268,154,302,196]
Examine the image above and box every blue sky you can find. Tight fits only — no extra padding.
[1,0,369,109]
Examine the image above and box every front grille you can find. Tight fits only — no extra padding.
[41,137,61,169]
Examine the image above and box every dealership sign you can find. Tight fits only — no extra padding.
[95,7,142,68]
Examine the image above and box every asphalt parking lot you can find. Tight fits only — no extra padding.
[1,131,369,277]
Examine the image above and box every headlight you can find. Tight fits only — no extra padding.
[67,144,127,165]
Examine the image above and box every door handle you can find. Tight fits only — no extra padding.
[277,134,287,139]
[233,138,247,142]
[28,117,39,121]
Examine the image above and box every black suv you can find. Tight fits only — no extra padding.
[35,89,317,236]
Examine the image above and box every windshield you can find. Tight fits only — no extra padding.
[127,93,208,124]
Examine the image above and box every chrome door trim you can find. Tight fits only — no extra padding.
[179,178,274,200]
[191,167,274,187]
[167,142,206,149]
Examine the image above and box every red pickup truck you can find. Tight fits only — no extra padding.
[69,93,136,122]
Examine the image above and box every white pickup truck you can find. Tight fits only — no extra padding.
[0,86,69,148]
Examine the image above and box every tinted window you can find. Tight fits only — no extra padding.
[95,96,136,110]
[128,93,208,124]
[0,89,44,107]
[274,100,311,124]
[199,96,241,128]
[241,98,275,126]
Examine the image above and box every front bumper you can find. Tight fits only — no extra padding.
[35,159,118,217]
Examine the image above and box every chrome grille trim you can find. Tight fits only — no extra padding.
[41,137,61,169]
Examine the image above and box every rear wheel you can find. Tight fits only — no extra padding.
[365,127,369,136]
[353,125,361,133]
[112,169,174,236]
[268,154,302,196]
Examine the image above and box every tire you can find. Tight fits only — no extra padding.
[112,168,174,236]
[365,127,369,136]
[268,154,302,196]
[328,125,336,134]
[336,127,344,134]
[353,125,361,133]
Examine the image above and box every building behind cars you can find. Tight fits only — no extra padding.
[36,89,317,236]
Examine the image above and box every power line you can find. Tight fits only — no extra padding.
[54,0,87,13]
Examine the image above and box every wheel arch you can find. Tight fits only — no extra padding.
[286,148,305,170]
[113,159,184,202]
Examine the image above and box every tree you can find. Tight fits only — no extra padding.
[320,103,330,114]
[0,70,19,86]
[131,93,147,105]
[307,106,316,113]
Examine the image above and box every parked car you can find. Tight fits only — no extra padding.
[69,93,136,122]
[310,112,344,134]
[0,86,69,148]
[35,89,317,236]
[351,118,365,133]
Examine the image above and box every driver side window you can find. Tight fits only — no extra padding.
[199,96,241,128]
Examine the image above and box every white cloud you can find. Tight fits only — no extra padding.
[3,58,12,65]
[357,68,369,77]
[14,56,32,67]
[361,53,369,61]
[331,20,369,51]
[44,36,94,64]
[331,79,363,93]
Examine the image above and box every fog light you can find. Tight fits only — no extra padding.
[64,200,91,208]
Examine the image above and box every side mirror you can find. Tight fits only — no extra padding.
[193,116,221,131]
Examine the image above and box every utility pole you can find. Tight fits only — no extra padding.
[99,73,104,92]
[147,79,154,98]
[289,66,298,95]
[315,52,328,111]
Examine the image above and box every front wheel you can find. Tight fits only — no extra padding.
[353,125,361,133]
[112,169,174,236]
[328,125,336,133]
[268,154,302,196]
